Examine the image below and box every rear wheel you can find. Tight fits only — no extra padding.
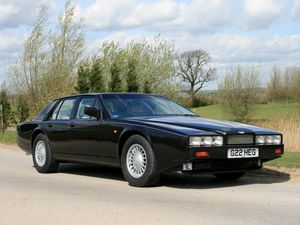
[121,135,160,187]
[32,134,59,173]
[214,172,245,180]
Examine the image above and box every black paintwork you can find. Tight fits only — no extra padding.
[17,93,284,173]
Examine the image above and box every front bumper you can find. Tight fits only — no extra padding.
[170,144,284,173]
[188,144,284,161]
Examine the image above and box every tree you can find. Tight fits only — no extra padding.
[219,66,260,122]
[267,65,283,102]
[126,58,139,92]
[96,37,175,95]
[0,90,12,133]
[110,60,123,92]
[143,80,151,93]
[89,58,105,92]
[176,50,216,107]
[75,62,90,93]
[16,95,30,123]
[9,0,85,118]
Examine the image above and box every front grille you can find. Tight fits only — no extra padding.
[227,135,254,145]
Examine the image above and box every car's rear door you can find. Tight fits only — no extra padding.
[46,97,78,153]
[68,96,108,157]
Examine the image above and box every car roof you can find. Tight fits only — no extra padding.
[54,92,161,101]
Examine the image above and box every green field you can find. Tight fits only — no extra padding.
[193,102,300,121]
[265,152,300,168]
[0,131,17,145]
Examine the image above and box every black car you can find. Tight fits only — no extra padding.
[17,93,284,187]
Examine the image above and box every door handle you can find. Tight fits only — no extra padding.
[48,124,53,128]
[69,122,75,127]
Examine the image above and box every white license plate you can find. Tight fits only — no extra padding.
[227,148,259,158]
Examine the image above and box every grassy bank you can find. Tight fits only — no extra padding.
[193,102,300,121]
[0,131,17,145]
[265,152,300,168]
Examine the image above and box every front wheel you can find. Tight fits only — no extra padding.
[121,135,160,187]
[214,172,245,180]
[32,134,59,173]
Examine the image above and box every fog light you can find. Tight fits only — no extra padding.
[182,162,193,171]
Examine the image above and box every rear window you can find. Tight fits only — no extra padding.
[35,100,58,121]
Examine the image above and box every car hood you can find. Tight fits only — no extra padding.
[125,116,277,135]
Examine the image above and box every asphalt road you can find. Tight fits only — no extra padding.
[1,145,300,225]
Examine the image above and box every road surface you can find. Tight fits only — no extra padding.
[0,144,299,225]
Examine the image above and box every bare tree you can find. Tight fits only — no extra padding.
[9,0,84,117]
[176,50,216,107]
[9,6,48,115]
[219,66,260,122]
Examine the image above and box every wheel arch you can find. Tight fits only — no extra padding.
[31,129,47,148]
[118,129,151,157]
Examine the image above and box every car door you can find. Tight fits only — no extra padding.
[46,97,78,153]
[68,96,108,157]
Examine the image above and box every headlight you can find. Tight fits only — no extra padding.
[189,136,223,147]
[255,135,282,145]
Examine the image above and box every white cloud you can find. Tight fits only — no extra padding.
[123,0,179,27]
[242,0,287,29]
[79,0,236,32]
[291,0,300,20]
[0,0,54,28]
[178,0,235,33]
[77,0,136,30]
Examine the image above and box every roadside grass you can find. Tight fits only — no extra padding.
[0,131,17,145]
[265,152,300,168]
[256,119,300,153]
[193,102,300,121]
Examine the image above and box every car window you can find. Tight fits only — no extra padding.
[76,97,97,120]
[35,100,58,121]
[56,98,76,120]
[49,101,63,120]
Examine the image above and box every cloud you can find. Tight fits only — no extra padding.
[291,0,300,20]
[77,0,136,30]
[123,0,179,27]
[242,0,287,29]
[79,0,236,33]
[0,0,54,29]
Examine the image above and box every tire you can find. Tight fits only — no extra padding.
[214,172,245,180]
[121,135,160,187]
[32,133,59,173]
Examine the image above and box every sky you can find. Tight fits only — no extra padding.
[0,0,300,89]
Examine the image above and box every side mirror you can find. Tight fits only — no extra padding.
[84,107,101,119]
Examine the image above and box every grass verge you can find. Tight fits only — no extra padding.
[265,152,300,168]
[193,102,300,121]
[0,131,17,145]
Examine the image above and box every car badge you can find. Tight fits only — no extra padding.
[238,131,245,134]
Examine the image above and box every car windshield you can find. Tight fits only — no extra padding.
[101,94,197,118]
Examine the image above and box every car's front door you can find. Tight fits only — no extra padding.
[68,96,109,157]
[46,97,78,153]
